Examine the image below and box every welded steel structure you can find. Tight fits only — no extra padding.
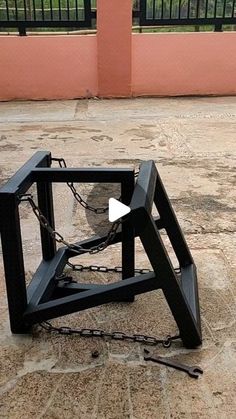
[0,151,202,348]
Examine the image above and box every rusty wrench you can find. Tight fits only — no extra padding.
[144,349,203,379]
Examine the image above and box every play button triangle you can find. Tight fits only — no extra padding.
[108,198,131,222]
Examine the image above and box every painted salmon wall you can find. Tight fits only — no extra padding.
[132,32,236,97]
[0,35,98,101]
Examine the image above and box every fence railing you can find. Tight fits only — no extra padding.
[1,0,236,35]
[135,0,236,31]
[0,0,96,35]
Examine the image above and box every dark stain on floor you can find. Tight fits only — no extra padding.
[0,144,22,151]
[158,158,236,186]
[91,135,113,142]
[107,158,142,166]
[172,193,235,213]
[0,169,7,184]
[123,128,156,141]
[42,127,102,134]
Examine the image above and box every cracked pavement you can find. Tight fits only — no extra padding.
[0,97,236,418]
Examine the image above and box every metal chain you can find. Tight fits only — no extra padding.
[51,157,139,214]
[20,157,140,255]
[52,157,109,214]
[20,194,121,255]
[66,263,152,275]
[55,263,153,284]
[40,321,180,348]
[57,264,181,284]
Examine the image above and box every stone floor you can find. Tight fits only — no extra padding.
[0,97,235,418]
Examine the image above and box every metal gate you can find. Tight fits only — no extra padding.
[137,0,236,31]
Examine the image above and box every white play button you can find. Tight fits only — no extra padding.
[108,198,131,222]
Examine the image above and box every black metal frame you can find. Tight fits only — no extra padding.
[0,0,96,36]
[0,151,202,348]
[136,0,236,32]
[2,0,236,36]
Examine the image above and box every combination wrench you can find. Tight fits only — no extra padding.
[144,349,203,379]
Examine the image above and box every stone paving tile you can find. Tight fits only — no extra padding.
[128,365,166,419]
[0,98,236,418]
[0,371,64,419]
[43,368,104,419]
[96,362,130,419]
[0,100,77,123]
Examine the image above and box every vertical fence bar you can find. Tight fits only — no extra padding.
[14,0,18,20]
[205,0,208,18]
[178,0,181,19]
[5,0,9,21]
[50,0,53,20]
[41,0,44,20]
[232,0,236,17]
[170,0,172,18]
[152,0,156,19]
[222,0,227,17]
[196,0,200,17]
[139,0,146,25]
[67,0,70,19]
[32,0,36,20]
[75,0,78,20]
[161,0,164,19]
[187,0,191,18]
[58,0,62,20]
[84,0,92,26]
[214,0,218,17]
[23,0,27,20]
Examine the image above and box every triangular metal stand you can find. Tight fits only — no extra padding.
[0,152,202,348]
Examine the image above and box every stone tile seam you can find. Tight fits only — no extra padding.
[36,374,64,419]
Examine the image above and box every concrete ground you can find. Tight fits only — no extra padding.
[0,97,235,419]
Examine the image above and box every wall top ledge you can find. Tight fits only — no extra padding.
[133,31,236,37]
[0,34,97,40]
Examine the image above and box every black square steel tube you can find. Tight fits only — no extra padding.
[32,168,134,183]
[0,151,51,196]
[130,160,157,214]
[154,168,193,266]
[24,272,158,325]
[121,175,135,285]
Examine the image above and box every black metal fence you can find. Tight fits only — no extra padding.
[135,0,236,31]
[0,0,236,35]
[0,0,96,35]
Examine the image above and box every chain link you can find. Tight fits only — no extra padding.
[55,263,153,284]
[20,155,140,255]
[65,262,152,275]
[52,157,110,214]
[57,264,180,284]
[40,321,180,348]
[20,194,121,255]
[51,157,139,213]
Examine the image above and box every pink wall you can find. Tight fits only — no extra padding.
[97,0,132,97]
[1,29,236,100]
[132,33,236,97]
[0,35,98,101]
